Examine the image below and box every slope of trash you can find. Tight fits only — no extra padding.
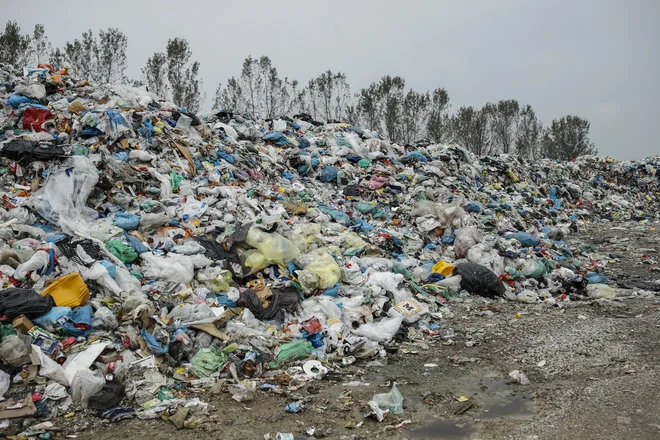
[0,63,658,435]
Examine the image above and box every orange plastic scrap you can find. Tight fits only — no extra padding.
[38,63,54,72]
[50,74,62,84]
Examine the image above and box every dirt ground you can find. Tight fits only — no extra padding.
[5,222,660,440]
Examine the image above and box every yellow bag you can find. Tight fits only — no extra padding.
[431,261,455,277]
[41,273,90,308]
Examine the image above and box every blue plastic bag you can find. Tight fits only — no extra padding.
[507,232,540,247]
[33,307,72,331]
[320,166,339,183]
[5,94,32,108]
[586,272,608,284]
[113,213,141,230]
[140,329,168,355]
[123,233,149,254]
[318,205,351,226]
[263,132,288,146]
[60,306,93,337]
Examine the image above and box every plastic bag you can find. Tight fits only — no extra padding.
[354,316,403,343]
[71,369,105,405]
[365,272,409,304]
[454,226,482,259]
[13,250,50,280]
[586,284,616,299]
[0,287,56,319]
[92,307,119,330]
[245,228,301,263]
[141,253,195,284]
[507,232,540,248]
[454,262,506,298]
[182,198,208,221]
[33,307,72,330]
[521,260,547,278]
[0,369,10,398]
[106,240,138,263]
[276,340,314,363]
[32,345,68,386]
[60,305,93,337]
[372,384,404,414]
[172,240,206,255]
[191,347,228,378]
[296,252,340,290]
[31,156,100,236]
[0,335,30,366]
[112,213,141,230]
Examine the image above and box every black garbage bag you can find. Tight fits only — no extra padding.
[238,288,283,322]
[88,382,125,410]
[453,262,506,298]
[0,288,55,319]
[0,140,66,164]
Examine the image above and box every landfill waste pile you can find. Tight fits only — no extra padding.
[0,62,658,434]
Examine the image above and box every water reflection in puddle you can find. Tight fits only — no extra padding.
[411,420,478,439]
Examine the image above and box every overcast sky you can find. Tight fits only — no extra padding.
[8,0,659,160]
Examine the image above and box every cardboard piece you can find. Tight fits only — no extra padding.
[12,315,34,334]
[0,395,37,419]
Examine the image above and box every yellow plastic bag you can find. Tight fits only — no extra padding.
[431,261,455,277]
[300,252,340,290]
[245,228,301,263]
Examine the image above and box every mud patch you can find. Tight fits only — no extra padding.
[479,394,535,419]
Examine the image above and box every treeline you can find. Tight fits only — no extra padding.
[0,21,597,161]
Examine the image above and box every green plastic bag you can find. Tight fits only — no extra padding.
[276,340,313,363]
[106,240,138,263]
[170,172,184,192]
[191,347,228,378]
[0,324,16,340]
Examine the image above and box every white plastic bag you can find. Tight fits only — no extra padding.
[0,369,10,398]
[14,250,50,280]
[0,335,30,366]
[372,384,404,414]
[454,226,482,259]
[92,307,119,330]
[354,316,403,343]
[141,253,195,284]
[70,369,105,404]
[32,345,68,386]
[32,156,99,236]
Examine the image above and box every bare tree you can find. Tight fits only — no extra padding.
[426,87,450,143]
[401,90,430,144]
[95,28,127,84]
[306,70,352,121]
[450,106,492,156]
[64,30,96,80]
[29,24,51,65]
[50,47,64,71]
[142,52,168,97]
[515,105,543,159]
[166,38,202,111]
[379,75,406,143]
[490,99,520,154]
[0,20,31,66]
[541,115,597,161]
[214,77,243,113]
[356,82,381,132]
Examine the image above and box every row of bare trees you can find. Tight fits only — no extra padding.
[0,20,596,160]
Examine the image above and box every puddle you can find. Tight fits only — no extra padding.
[479,394,535,419]
[411,420,478,439]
